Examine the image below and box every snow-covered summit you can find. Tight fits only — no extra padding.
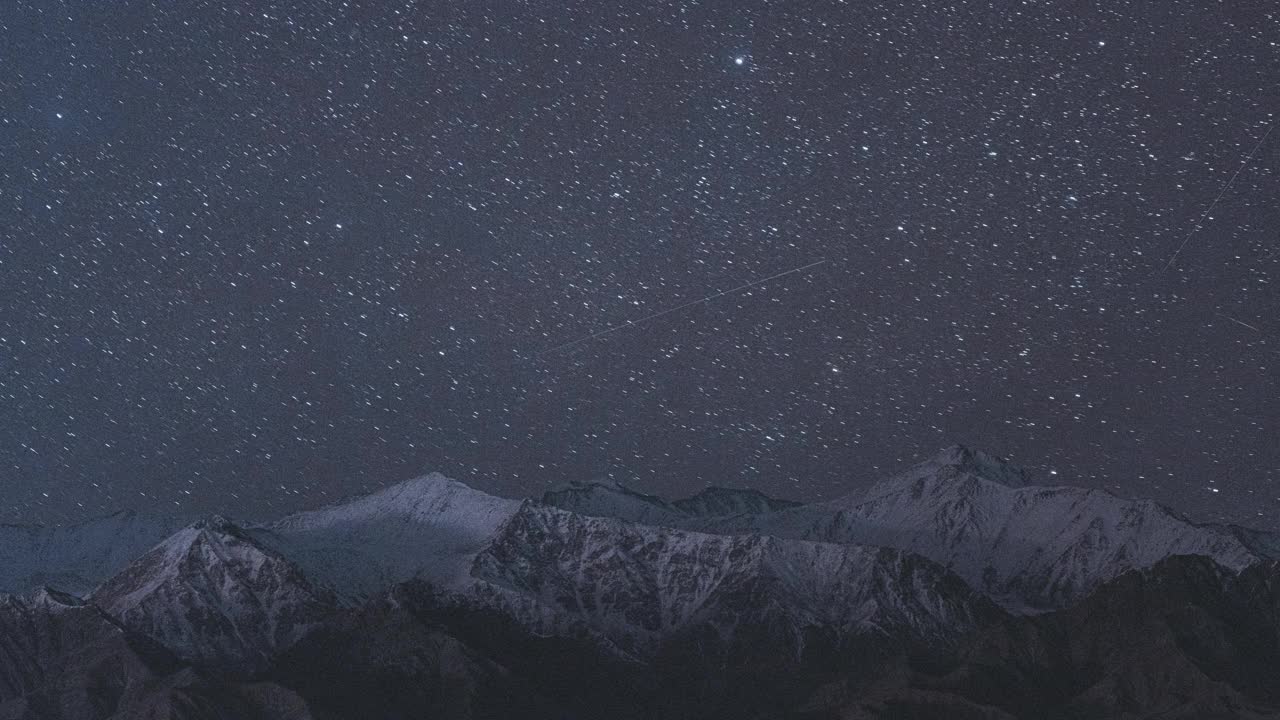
[860,444,1032,500]
[266,472,505,531]
[929,443,1031,485]
[92,516,332,670]
[249,472,521,600]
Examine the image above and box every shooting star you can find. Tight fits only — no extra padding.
[1214,312,1261,332]
[1160,121,1275,274]
[539,259,826,356]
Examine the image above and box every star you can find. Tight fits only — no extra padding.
[734,56,745,66]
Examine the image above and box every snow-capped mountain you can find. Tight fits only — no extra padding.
[681,445,1274,612]
[91,516,333,670]
[240,473,997,659]
[247,476,994,659]
[247,472,521,601]
[6,445,1280,718]
[466,502,1001,659]
[0,510,181,595]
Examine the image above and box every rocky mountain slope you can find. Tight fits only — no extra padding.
[467,502,1001,659]
[555,445,1271,612]
[765,445,1268,611]
[0,588,312,720]
[835,555,1280,719]
[91,516,333,671]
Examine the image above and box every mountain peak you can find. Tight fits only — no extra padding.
[923,444,1031,488]
[377,471,473,498]
[672,485,801,516]
[268,471,514,533]
[256,471,522,599]
[543,478,669,504]
[541,480,680,527]
[566,476,629,490]
[852,445,1031,507]
[190,514,239,533]
[93,516,331,670]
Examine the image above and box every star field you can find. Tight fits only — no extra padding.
[2,0,1277,525]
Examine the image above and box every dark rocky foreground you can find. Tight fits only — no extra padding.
[7,556,1280,719]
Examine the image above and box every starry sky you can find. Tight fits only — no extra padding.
[2,0,1277,526]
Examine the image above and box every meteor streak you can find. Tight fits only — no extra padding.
[1160,121,1275,274]
[539,259,826,356]
[1214,312,1261,332]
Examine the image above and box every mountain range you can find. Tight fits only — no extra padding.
[1,444,1278,719]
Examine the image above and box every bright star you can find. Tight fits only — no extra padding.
[734,56,745,66]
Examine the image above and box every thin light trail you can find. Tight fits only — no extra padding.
[538,259,826,356]
[1160,121,1275,273]
[1214,312,1261,332]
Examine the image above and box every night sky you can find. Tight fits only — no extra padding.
[2,1,1277,526]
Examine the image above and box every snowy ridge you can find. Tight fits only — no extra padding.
[542,479,799,527]
[705,445,1271,611]
[249,472,521,600]
[91,516,332,670]
[463,503,999,657]
[541,480,687,527]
